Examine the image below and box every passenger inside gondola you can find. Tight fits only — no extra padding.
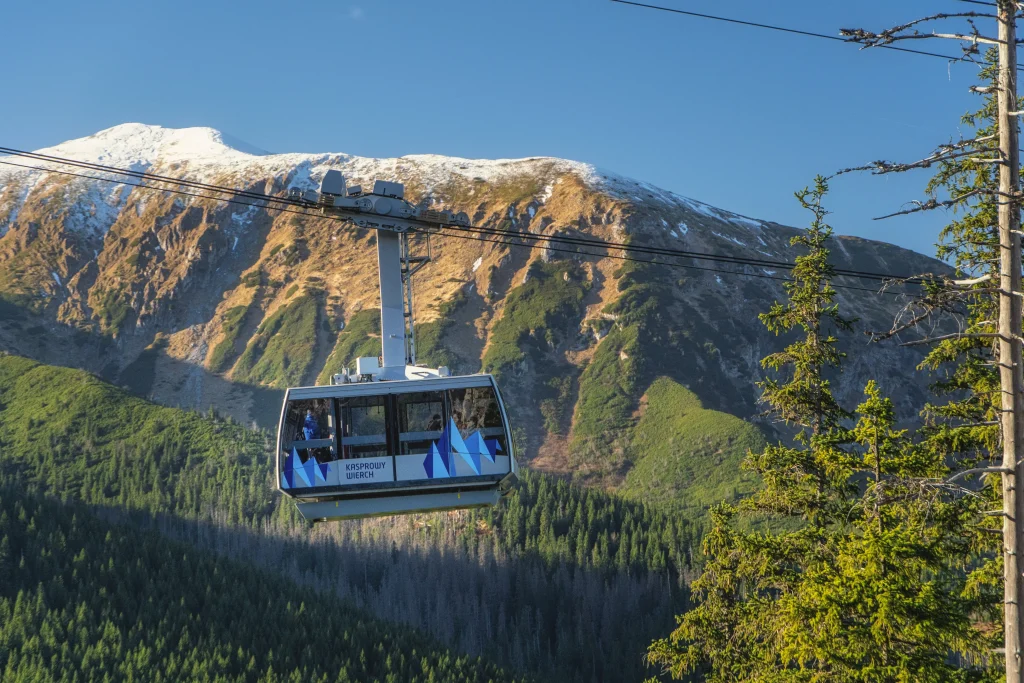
[283,399,336,464]
[303,410,319,440]
[449,386,507,454]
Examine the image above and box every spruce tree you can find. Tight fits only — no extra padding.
[913,53,1006,647]
[647,179,995,682]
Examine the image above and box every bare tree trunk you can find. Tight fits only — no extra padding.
[998,2,1024,680]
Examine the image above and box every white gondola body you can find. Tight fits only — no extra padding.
[277,374,518,521]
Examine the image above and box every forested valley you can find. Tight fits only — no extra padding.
[0,489,527,682]
[0,353,696,682]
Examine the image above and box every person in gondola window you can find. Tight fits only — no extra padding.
[303,409,320,441]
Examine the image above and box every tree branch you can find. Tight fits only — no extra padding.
[953,273,994,285]
[948,465,1010,482]
[872,190,987,219]
[841,12,998,45]
[900,331,1015,347]
[836,147,1000,177]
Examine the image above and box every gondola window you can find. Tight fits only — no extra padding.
[449,386,507,455]
[282,399,336,463]
[397,391,445,455]
[339,395,388,459]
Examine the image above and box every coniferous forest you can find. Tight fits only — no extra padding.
[0,489,527,682]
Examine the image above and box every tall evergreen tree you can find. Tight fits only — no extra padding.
[912,54,1007,647]
[647,178,995,682]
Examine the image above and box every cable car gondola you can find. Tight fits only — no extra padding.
[276,172,518,521]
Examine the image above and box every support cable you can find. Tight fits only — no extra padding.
[0,149,939,285]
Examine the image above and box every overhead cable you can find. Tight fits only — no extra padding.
[0,147,938,285]
[0,158,916,297]
[0,146,304,211]
[608,0,1012,69]
[427,228,909,296]
[0,159,329,224]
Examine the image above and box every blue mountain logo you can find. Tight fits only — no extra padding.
[423,418,501,478]
[281,447,330,489]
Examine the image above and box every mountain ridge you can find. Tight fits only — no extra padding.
[3,122,791,237]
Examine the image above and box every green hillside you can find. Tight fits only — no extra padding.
[570,260,760,489]
[0,353,274,525]
[0,489,527,683]
[619,377,764,512]
[315,308,381,384]
[208,302,254,373]
[482,260,589,378]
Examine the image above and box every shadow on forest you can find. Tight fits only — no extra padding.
[77,496,686,683]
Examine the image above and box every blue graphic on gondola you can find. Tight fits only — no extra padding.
[423,418,501,478]
[281,447,330,489]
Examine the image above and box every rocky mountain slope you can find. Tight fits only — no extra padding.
[0,124,946,501]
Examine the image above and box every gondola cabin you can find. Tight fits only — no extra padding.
[275,171,519,521]
[277,373,518,521]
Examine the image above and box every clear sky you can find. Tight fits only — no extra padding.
[0,0,990,257]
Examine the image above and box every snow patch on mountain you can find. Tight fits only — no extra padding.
[674,195,765,231]
[712,231,745,247]
[231,205,257,226]
[0,174,42,238]
[730,215,764,230]
[1,123,779,239]
[35,123,267,171]
[539,181,556,203]
[58,180,134,237]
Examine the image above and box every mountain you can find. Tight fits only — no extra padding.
[0,123,947,501]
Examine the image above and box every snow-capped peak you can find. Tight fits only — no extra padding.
[1,123,772,239]
[35,123,269,172]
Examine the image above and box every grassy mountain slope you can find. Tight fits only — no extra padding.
[482,261,589,377]
[0,489,526,683]
[315,308,381,385]
[233,292,323,388]
[619,377,764,511]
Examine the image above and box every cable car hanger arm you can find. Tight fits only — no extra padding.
[288,170,471,235]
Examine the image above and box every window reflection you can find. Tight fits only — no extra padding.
[397,391,444,455]
[448,386,506,455]
[338,395,388,459]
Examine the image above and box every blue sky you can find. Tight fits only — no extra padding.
[0,0,988,257]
